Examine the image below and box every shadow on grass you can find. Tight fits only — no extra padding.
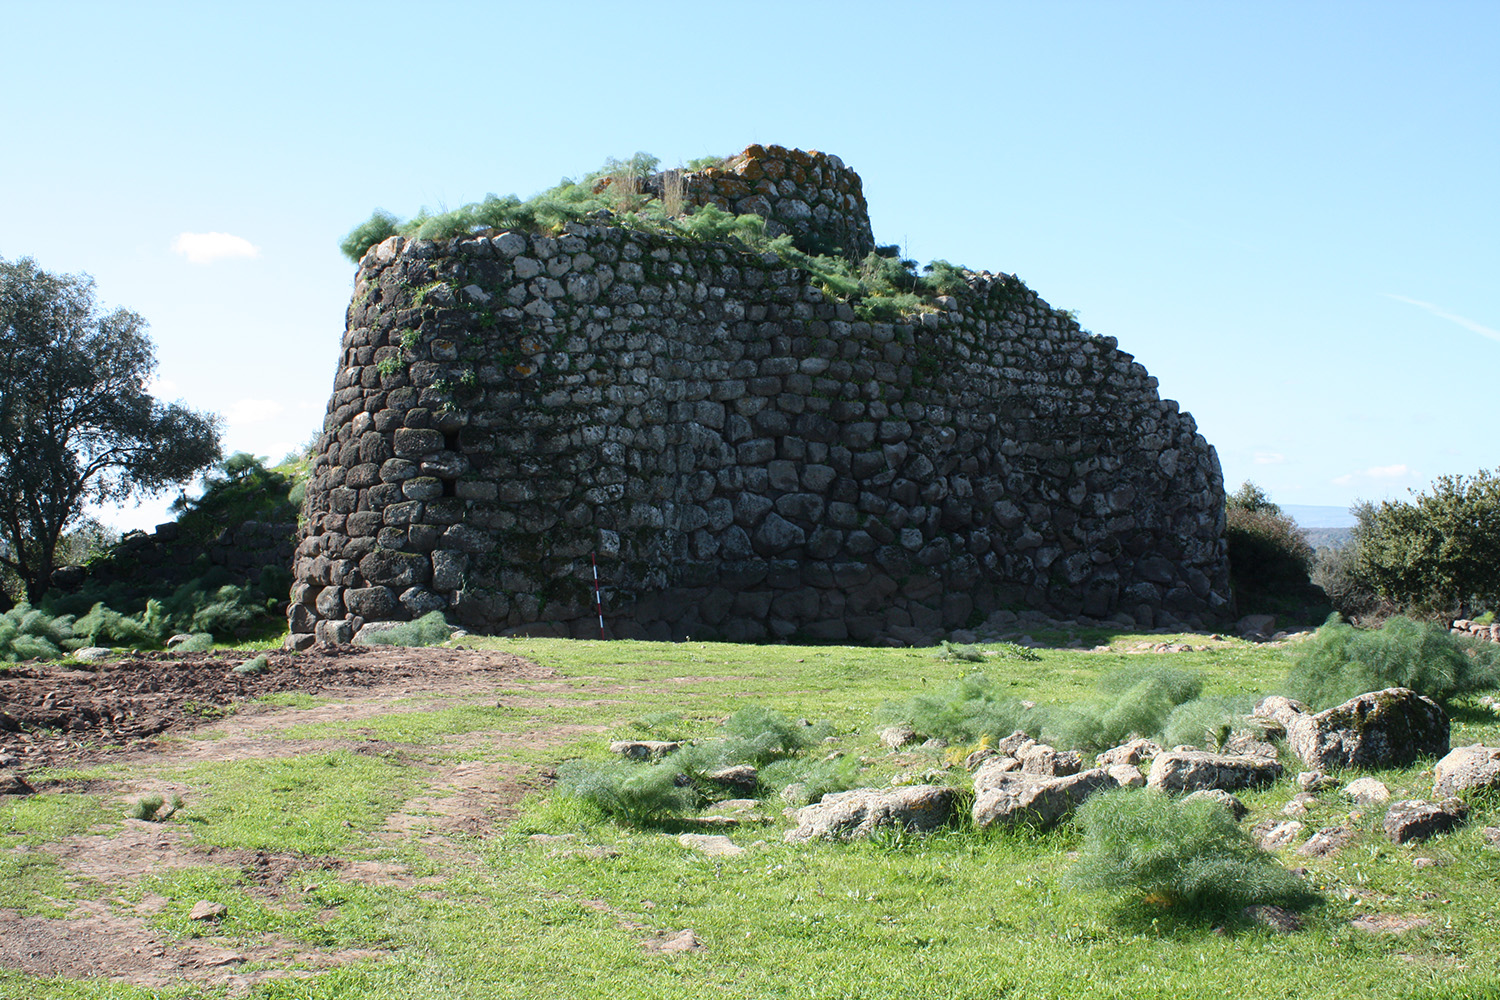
[1096,886,1325,938]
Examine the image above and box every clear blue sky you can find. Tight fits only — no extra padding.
[3,1,1495,531]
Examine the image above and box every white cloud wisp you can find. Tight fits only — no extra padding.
[171,231,261,264]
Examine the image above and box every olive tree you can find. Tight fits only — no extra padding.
[0,257,221,603]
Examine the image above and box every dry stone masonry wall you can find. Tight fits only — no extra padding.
[290,147,1230,646]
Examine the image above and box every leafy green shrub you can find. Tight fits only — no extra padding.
[356,611,453,648]
[1068,787,1311,912]
[554,759,698,824]
[877,673,1042,745]
[1224,482,1323,617]
[1043,666,1204,753]
[1285,614,1500,709]
[1352,469,1500,619]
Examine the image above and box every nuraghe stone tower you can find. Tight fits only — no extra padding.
[290,144,1230,646]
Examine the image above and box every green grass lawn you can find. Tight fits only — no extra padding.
[3,633,1500,999]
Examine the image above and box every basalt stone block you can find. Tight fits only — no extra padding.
[343,586,398,618]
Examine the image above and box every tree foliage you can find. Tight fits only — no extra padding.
[0,257,221,602]
[1224,480,1321,617]
[1353,469,1500,619]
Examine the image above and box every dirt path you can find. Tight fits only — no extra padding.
[0,645,605,994]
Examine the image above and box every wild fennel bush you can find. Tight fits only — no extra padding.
[0,605,85,662]
[879,666,1237,753]
[876,672,1044,746]
[356,611,454,648]
[555,705,835,824]
[1285,614,1500,709]
[1068,787,1311,912]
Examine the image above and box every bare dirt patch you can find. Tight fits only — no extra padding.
[0,644,595,991]
[0,645,552,768]
[0,900,384,995]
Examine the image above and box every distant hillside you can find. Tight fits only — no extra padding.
[1282,505,1358,529]
[1303,526,1353,550]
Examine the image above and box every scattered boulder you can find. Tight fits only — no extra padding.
[1252,695,1310,730]
[72,647,112,662]
[678,833,745,857]
[1383,798,1469,844]
[0,771,34,796]
[878,725,918,750]
[609,740,683,761]
[963,746,997,770]
[972,767,1117,829]
[189,901,227,922]
[1222,733,1278,759]
[1282,792,1319,817]
[1276,688,1449,772]
[992,731,1036,756]
[1243,904,1303,934]
[1107,764,1146,788]
[1095,738,1162,767]
[1147,750,1283,793]
[1351,913,1429,935]
[1298,825,1357,858]
[1016,743,1083,777]
[1253,820,1305,850]
[1297,771,1338,792]
[1480,826,1500,848]
[642,929,705,954]
[1184,788,1248,821]
[1432,744,1500,798]
[1237,613,1277,639]
[1343,777,1391,806]
[706,765,758,795]
[784,785,955,843]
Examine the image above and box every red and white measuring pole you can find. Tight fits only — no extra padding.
[591,552,606,640]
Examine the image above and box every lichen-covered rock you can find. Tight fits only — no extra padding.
[1283,688,1449,772]
[1016,743,1082,777]
[1222,733,1278,759]
[1432,744,1500,798]
[1146,750,1283,793]
[1344,777,1391,806]
[1298,825,1356,858]
[1384,798,1468,844]
[1252,695,1310,730]
[1253,820,1305,850]
[1107,764,1146,788]
[878,725,918,750]
[971,766,1117,829]
[784,785,955,842]
[608,740,682,761]
[1297,771,1338,792]
[1095,738,1162,767]
[706,765,758,794]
